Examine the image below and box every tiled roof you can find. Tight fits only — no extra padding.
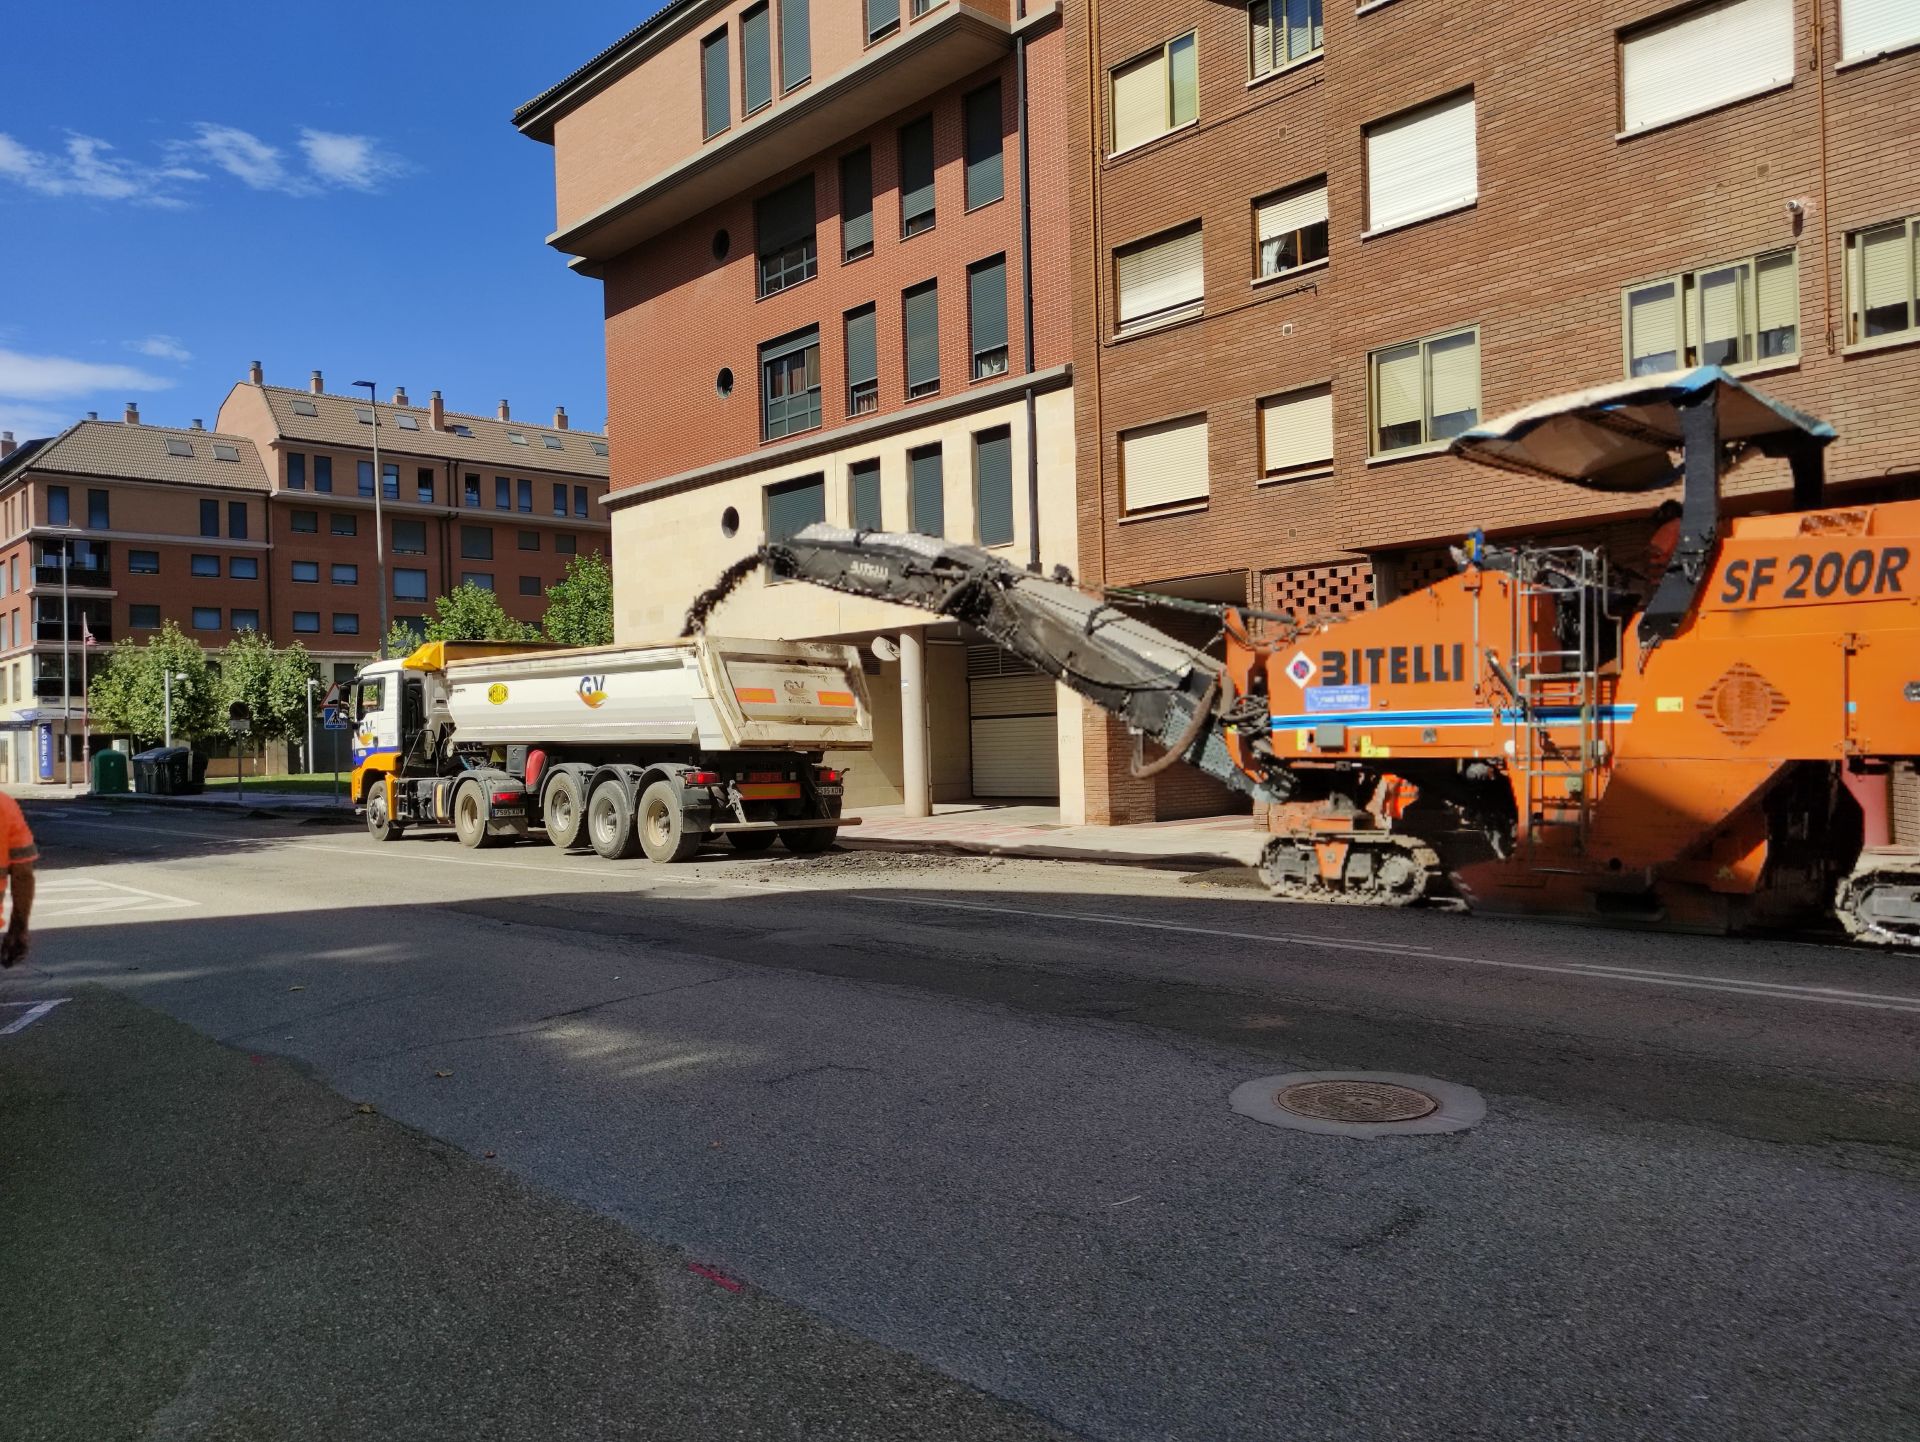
[13,420,269,491]
[247,385,610,478]
[512,0,697,136]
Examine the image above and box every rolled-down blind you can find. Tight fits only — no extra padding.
[1121,415,1208,512]
[904,282,939,390]
[850,459,883,531]
[742,4,772,113]
[1621,0,1793,135]
[701,31,729,137]
[1257,182,1328,243]
[1628,281,1682,371]
[1842,0,1920,61]
[1755,251,1797,338]
[969,257,1008,356]
[1698,264,1745,354]
[845,306,877,387]
[1426,331,1480,426]
[900,117,935,227]
[1260,385,1333,476]
[756,175,814,256]
[974,426,1014,546]
[910,446,944,535]
[781,0,811,90]
[1374,344,1423,430]
[866,0,899,38]
[765,474,825,544]
[1366,91,1476,232]
[964,82,1004,208]
[840,148,873,256]
[1859,224,1909,311]
[1110,50,1165,152]
[1116,225,1203,329]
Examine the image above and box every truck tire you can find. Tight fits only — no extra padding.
[453,782,497,850]
[638,780,704,864]
[366,782,404,843]
[780,826,837,855]
[725,830,776,856]
[543,772,587,851]
[588,782,643,861]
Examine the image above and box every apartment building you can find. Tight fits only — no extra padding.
[516,0,1083,814]
[1068,0,1920,823]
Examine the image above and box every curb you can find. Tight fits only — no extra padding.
[73,793,362,827]
[837,832,1260,874]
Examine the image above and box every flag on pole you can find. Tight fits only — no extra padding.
[82,615,96,647]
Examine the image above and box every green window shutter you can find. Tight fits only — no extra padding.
[969,256,1008,364]
[964,83,1004,209]
[974,427,1014,547]
[765,474,826,545]
[756,175,815,258]
[1169,33,1198,127]
[909,445,945,536]
[867,0,900,39]
[742,5,772,113]
[845,305,878,388]
[702,31,730,137]
[840,148,873,258]
[904,282,940,394]
[781,0,811,91]
[899,116,935,233]
[850,460,883,531]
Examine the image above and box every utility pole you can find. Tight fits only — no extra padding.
[354,381,392,657]
[59,538,71,786]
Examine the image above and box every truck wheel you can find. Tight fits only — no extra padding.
[454,783,496,850]
[780,826,837,855]
[366,783,404,843]
[725,830,776,856]
[588,782,643,861]
[543,772,587,851]
[638,780,704,864]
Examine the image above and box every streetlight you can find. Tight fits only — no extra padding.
[352,380,393,658]
[305,677,321,774]
[163,670,189,749]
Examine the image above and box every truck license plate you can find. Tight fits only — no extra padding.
[491,805,527,819]
[815,785,843,797]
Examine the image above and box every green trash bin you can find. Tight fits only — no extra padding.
[90,748,130,795]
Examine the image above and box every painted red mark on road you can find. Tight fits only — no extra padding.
[687,1263,743,1293]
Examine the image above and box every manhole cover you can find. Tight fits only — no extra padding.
[1277,1080,1437,1123]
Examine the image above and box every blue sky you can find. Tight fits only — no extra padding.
[0,2,669,442]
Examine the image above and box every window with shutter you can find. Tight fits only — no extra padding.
[1115,224,1204,334]
[781,0,811,91]
[1620,248,1798,374]
[1619,0,1793,136]
[1369,328,1478,455]
[845,305,879,415]
[903,282,940,398]
[909,444,944,536]
[701,29,730,139]
[969,255,1009,379]
[899,116,935,236]
[867,0,900,41]
[1626,280,1684,375]
[1248,0,1323,78]
[964,82,1004,210]
[1254,179,1328,278]
[1120,415,1209,514]
[1365,90,1476,234]
[1848,217,1918,343]
[1258,384,1334,481]
[741,4,772,115]
[850,460,883,531]
[1109,32,1197,154]
[761,327,823,439]
[1840,0,1920,62]
[840,148,874,260]
[974,427,1014,546]
[756,175,816,296]
[764,473,826,576]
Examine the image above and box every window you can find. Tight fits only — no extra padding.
[293,561,320,583]
[1249,0,1322,77]
[840,148,874,260]
[191,554,220,578]
[332,614,360,635]
[509,432,529,448]
[287,452,306,489]
[291,509,318,534]
[1110,32,1197,154]
[463,474,481,506]
[741,3,773,114]
[417,468,435,503]
[1847,217,1919,344]
[354,406,374,424]
[291,399,319,417]
[47,487,69,526]
[292,611,320,634]
[331,513,357,537]
[899,116,935,237]
[782,0,811,91]
[765,474,827,572]
[551,483,567,517]
[903,282,940,398]
[394,570,429,602]
[968,256,1009,380]
[449,424,474,438]
[908,444,944,535]
[396,415,419,431]
[314,456,333,492]
[332,563,358,585]
[1259,384,1334,482]
[229,501,248,539]
[762,327,823,438]
[867,0,900,43]
[1624,249,1798,374]
[357,459,374,497]
[192,607,220,631]
[518,479,533,513]
[573,486,588,518]
[166,438,195,458]
[1365,91,1476,234]
[1621,0,1793,136]
[519,575,542,597]
[87,489,109,529]
[129,550,159,574]
[214,443,241,463]
[757,176,817,296]
[518,529,540,551]
[1120,415,1210,514]
[1115,224,1204,334]
[1841,0,1920,63]
[232,609,260,632]
[1255,179,1328,279]
[556,534,577,555]
[495,476,511,509]
[461,525,493,560]
[845,305,879,414]
[973,426,1014,546]
[393,519,427,554]
[543,435,563,450]
[131,604,160,629]
[200,499,219,536]
[462,572,495,592]
[590,440,609,458]
[1370,327,1480,455]
[964,83,1004,209]
[702,28,730,138]
[230,556,260,580]
[850,459,883,530]
[911,0,946,14]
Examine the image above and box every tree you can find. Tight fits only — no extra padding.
[86,621,220,745]
[383,585,540,662]
[542,550,614,648]
[218,630,316,743]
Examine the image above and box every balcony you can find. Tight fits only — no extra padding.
[35,565,112,589]
[36,621,114,645]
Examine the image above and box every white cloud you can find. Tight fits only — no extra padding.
[0,347,174,400]
[0,401,74,442]
[129,335,192,363]
[298,129,410,190]
[176,122,301,193]
[0,132,181,205]
[0,124,411,206]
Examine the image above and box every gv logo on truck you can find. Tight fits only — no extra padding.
[487,683,509,705]
[578,674,608,709]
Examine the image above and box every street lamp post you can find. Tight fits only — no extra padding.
[305,677,320,775]
[353,381,392,658]
[59,537,71,785]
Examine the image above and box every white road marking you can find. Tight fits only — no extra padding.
[31,875,197,923]
[855,895,1920,1016]
[0,998,70,1034]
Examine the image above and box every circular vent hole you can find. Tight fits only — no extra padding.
[716,367,735,398]
[721,506,740,538]
[712,229,731,260]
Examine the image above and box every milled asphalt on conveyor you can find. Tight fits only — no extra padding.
[9,802,1919,1442]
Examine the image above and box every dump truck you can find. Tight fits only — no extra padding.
[335,636,871,860]
[692,367,1920,946]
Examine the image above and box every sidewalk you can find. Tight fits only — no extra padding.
[843,802,1269,870]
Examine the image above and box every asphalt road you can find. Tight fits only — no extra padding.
[5,799,1917,1441]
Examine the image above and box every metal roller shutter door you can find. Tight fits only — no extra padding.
[1893,763,1920,845]
[968,647,1059,799]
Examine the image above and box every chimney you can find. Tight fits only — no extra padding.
[248,360,263,385]
[191,419,204,431]
[497,399,510,422]
[87,411,98,421]
[309,369,324,394]
[0,432,14,460]
[429,390,445,431]
[553,405,569,431]
[392,386,409,406]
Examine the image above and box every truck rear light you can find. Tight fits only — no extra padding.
[816,767,842,784]
[492,789,524,804]
[684,770,721,786]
